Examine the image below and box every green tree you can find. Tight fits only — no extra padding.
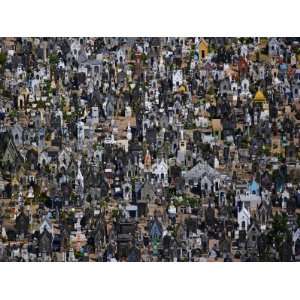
[297,214,300,228]
[270,213,288,245]
[112,208,119,219]
[49,53,59,65]
[266,213,291,261]
[0,52,7,67]
[49,53,59,80]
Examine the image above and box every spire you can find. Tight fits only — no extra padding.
[76,160,84,189]
[180,129,184,140]
[127,122,132,141]
[144,149,152,170]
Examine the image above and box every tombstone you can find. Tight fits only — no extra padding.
[125,106,132,118]
[91,106,99,124]
[77,120,85,150]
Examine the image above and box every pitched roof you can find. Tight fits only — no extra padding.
[184,159,221,181]
[254,90,266,102]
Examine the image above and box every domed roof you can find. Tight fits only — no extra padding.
[254,90,266,102]
[178,84,187,93]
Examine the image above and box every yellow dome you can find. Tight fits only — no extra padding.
[254,90,266,102]
[178,85,187,93]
